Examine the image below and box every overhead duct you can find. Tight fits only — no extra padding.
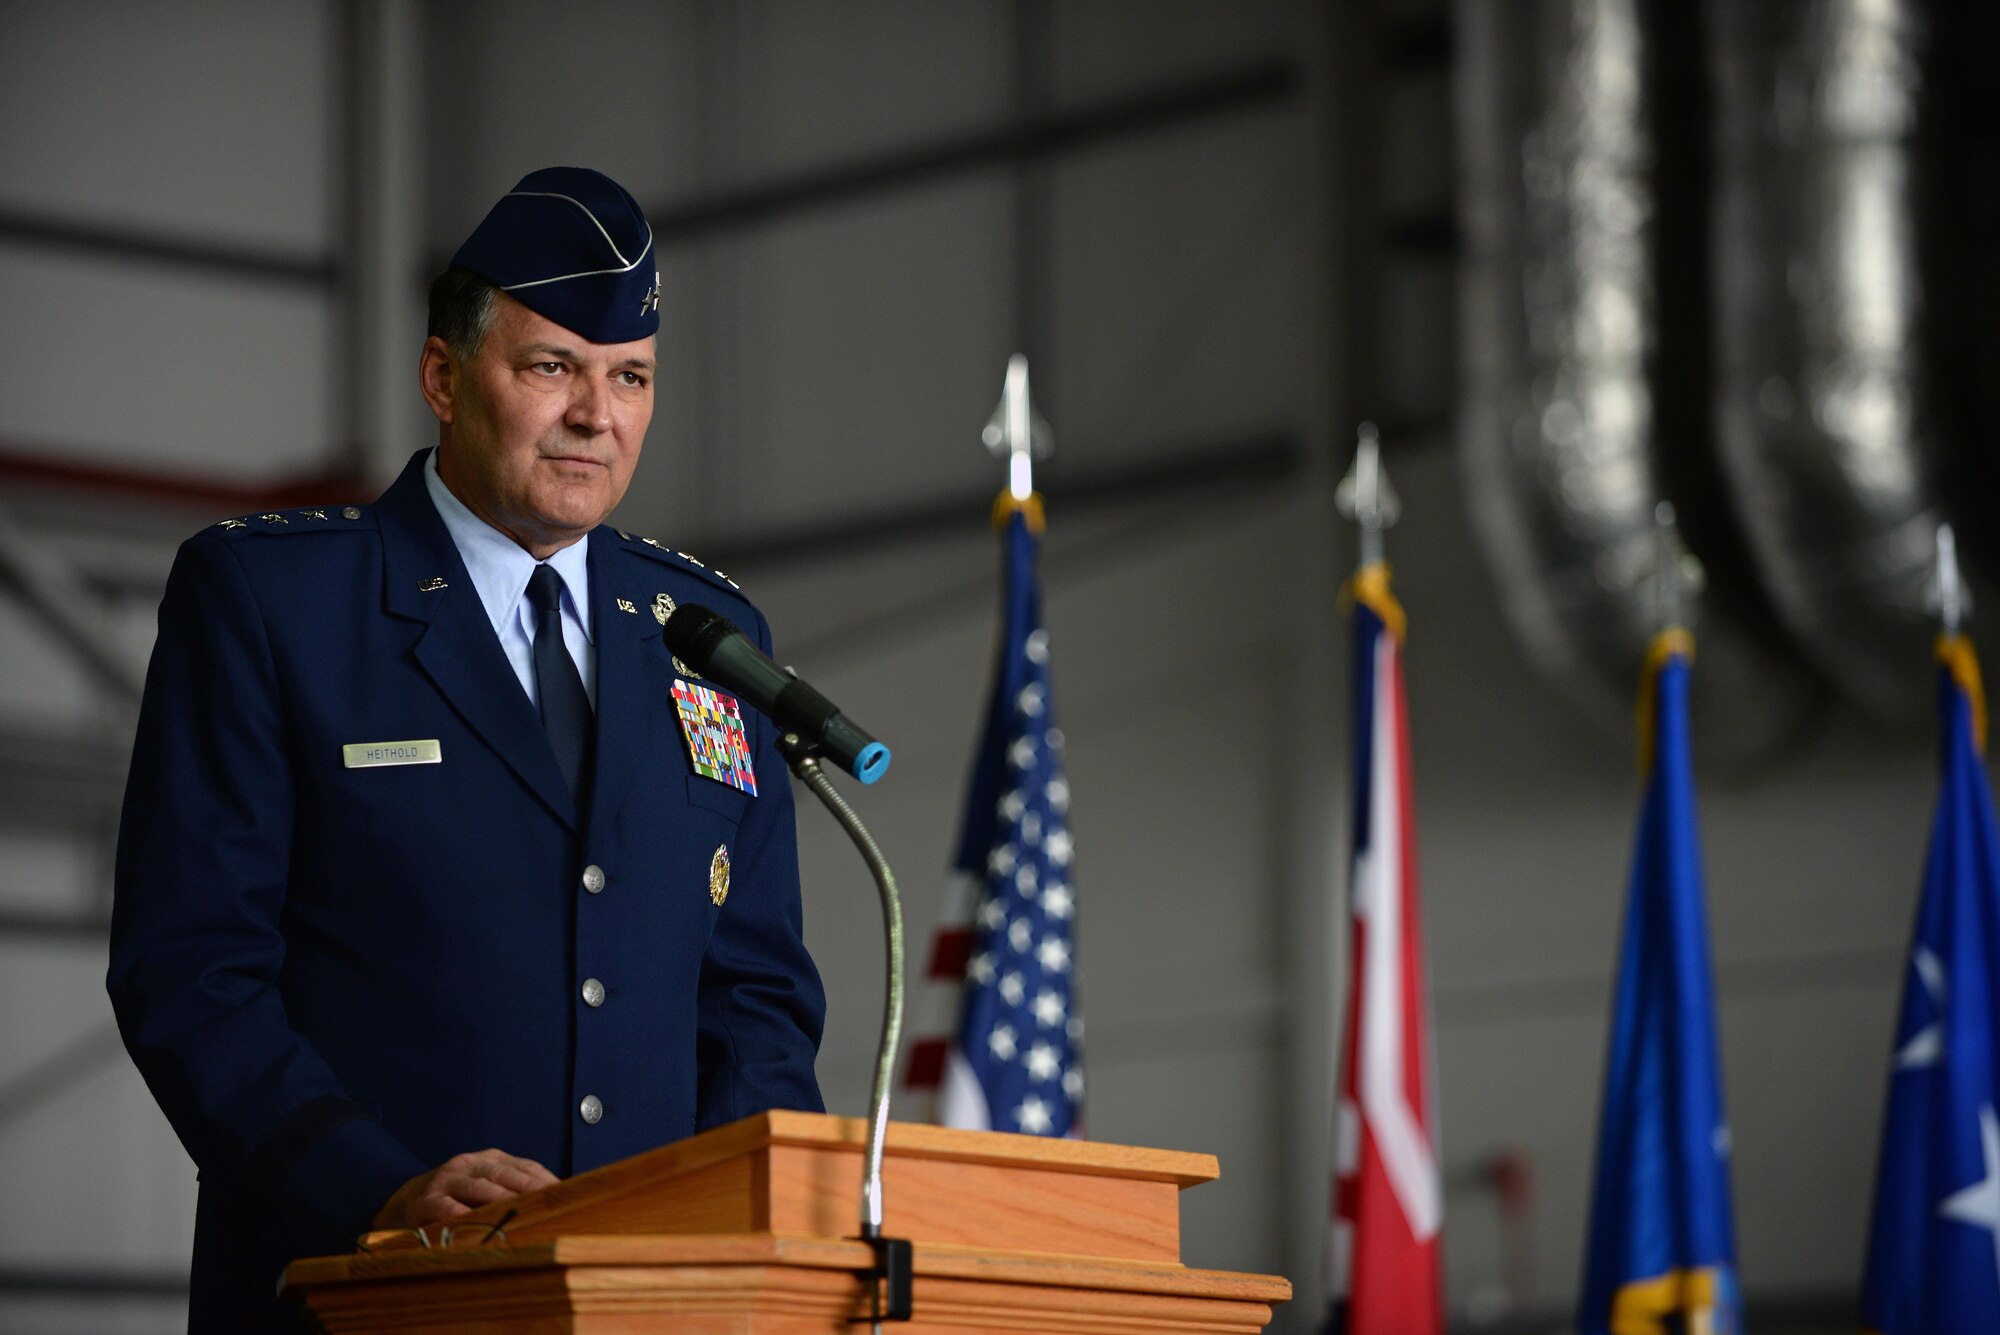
[1710,0,1938,721]
[1455,0,1814,757]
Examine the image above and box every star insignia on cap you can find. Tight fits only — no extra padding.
[451,167,660,344]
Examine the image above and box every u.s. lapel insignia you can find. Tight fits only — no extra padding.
[616,597,637,615]
[654,592,700,677]
[217,518,247,530]
[417,576,448,593]
[709,845,730,906]
[672,681,758,795]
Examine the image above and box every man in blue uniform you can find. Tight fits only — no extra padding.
[109,167,825,1331]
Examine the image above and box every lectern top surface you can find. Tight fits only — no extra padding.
[757,1111,1221,1186]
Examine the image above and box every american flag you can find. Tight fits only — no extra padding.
[1327,562,1442,1333]
[903,494,1082,1136]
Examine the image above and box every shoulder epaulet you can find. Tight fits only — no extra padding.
[616,529,745,595]
[211,505,373,535]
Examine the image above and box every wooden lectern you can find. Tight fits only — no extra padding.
[284,1110,1290,1332]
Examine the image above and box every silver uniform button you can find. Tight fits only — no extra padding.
[582,864,605,894]
[579,1094,603,1124]
[581,977,605,1007]
[341,506,362,520]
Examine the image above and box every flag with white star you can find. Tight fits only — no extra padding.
[1578,629,1742,1335]
[901,493,1082,1137]
[1863,633,2000,1334]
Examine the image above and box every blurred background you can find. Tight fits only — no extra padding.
[1,0,1996,1331]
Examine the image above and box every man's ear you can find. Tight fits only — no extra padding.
[418,336,457,424]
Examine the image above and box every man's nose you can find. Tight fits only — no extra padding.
[565,376,614,435]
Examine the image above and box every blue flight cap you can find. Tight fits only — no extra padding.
[450,166,660,344]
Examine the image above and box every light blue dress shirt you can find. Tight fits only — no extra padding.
[423,447,596,710]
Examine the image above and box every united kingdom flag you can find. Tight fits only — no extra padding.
[903,493,1082,1136]
[1326,561,1442,1332]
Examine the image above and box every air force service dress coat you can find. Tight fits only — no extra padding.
[109,448,826,1330]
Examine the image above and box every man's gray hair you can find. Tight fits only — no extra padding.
[427,268,498,362]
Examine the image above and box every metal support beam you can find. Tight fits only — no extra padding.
[783,436,1304,669]
[0,206,337,287]
[0,908,112,941]
[412,57,1299,280]
[0,1020,125,1132]
[702,431,1300,576]
[647,57,1298,247]
[0,503,145,706]
[342,0,427,486]
[0,442,366,514]
[0,58,1297,306]
[0,1265,188,1298]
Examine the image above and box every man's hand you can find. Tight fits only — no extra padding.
[371,1149,559,1230]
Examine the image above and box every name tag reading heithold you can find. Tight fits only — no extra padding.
[342,739,442,768]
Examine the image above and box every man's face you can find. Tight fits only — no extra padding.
[423,293,655,557]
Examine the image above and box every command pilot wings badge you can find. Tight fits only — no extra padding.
[671,681,758,795]
[652,592,700,677]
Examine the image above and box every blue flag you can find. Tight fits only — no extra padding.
[1862,635,2000,1334]
[1579,630,1742,1335]
[931,494,1082,1136]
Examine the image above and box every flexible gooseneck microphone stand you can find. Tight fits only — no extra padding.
[776,732,912,1328]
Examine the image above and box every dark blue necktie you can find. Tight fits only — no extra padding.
[527,565,592,800]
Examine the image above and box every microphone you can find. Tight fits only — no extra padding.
[664,604,892,784]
